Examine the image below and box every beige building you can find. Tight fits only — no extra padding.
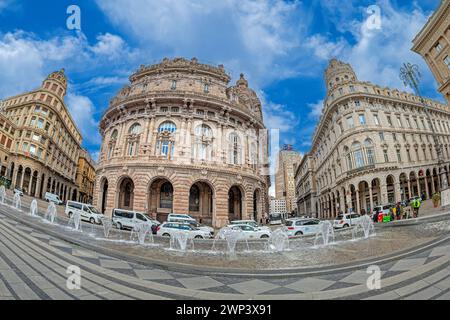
[275,146,302,213]
[412,0,450,104]
[0,69,83,201]
[0,113,16,186]
[76,149,96,204]
[94,57,270,228]
[296,59,450,219]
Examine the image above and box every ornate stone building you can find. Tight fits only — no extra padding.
[94,57,270,228]
[75,149,96,204]
[0,69,83,200]
[0,113,16,186]
[275,146,302,213]
[296,59,450,219]
[412,0,450,104]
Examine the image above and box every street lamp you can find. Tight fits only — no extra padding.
[400,62,448,191]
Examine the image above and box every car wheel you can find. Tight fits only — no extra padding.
[260,234,270,239]
[295,231,303,236]
[117,222,123,230]
[194,235,203,239]
[162,233,170,238]
[89,218,95,224]
[343,224,349,228]
[68,212,73,218]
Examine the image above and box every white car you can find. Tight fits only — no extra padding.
[112,208,158,230]
[230,220,271,232]
[156,222,213,239]
[167,213,196,223]
[334,213,362,229]
[284,218,322,237]
[225,224,271,240]
[45,192,63,205]
[188,220,214,235]
[65,201,104,224]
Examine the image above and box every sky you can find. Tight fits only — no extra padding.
[0,0,444,165]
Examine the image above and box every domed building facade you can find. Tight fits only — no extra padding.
[94,58,270,227]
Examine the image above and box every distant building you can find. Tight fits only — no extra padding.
[412,0,450,104]
[270,198,287,215]
[75,149,96,204]
[0,113,16,187]
[275,147,302,213]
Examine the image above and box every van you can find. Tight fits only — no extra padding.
[112,208,158,231]
[45,192,63,205]
[65,201,104,224]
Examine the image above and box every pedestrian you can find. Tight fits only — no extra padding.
[416,197,422,218]
[396,203,401,220]
[373,208,379,223]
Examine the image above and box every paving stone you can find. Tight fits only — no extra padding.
[0,279,12,297]
[229,279,279,295]
[134,269,174,280]
[99,259,132,269]
[177,276,224,290]
[389,258,427,271]
[339,270,387,285]
[429,245,450,258]
[285,278,335,293]
[404,286,442,300]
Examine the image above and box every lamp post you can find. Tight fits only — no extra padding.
[400,62,448,191]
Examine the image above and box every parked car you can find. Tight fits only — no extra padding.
[225,224,271,239]
[112,208,158,230]
[333,213,363,229]
[230,220,271,232]
[156,222,213,239]
[13,187,24,197]
[284,218,321,237]
[45,192,63,205]
[65,201,104,224]
[167,213,196,223]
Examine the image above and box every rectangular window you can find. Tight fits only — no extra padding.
[406,118,411,128]
[396,117,402,127]
[349,85,355,92]
[383,150,389,163]
[387,116,392,126]
[359,114,366,125]
[396,150,401,162]
[171,80,177,90]
[435,42,443,53]
[379,132,385,141]
[393,133,397,141]
[346,116,354,129]
[355,101,360,107]
[373,114,380,125]
[444,56,450,69]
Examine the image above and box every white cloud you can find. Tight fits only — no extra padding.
[95,0,311,86]
[66,93,101,146]
[307,100,325,121]
[307,0,436,91]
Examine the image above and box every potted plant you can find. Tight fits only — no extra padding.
[432,192,441,208]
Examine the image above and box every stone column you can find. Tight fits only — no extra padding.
[425,176,430,199]
[369,187,374,213]
[35,177,41,198]
[417,179,422,198]
[11,169,18,189]
[380,184,388,205]
[355,190,361,214]
[19,172,25,190]
[394,182,401,203]
[407,179,412,198]
[431,175,436,194]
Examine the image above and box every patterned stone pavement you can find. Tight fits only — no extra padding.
[0,211,449,300]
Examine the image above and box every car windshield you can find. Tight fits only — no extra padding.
[285,220,294,227]
[337,214,344,220]
[87,206,101,214]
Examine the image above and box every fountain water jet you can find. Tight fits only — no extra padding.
[100,217,113,238]
[44,202,57,224]
[352,215,376,240]
[131,223,153,245]
[169,230,192,251]
[68,211,82,232]
[223,228,243,254]
[12,192,21,211]
[314,221,335,246]
[269,228,290,252]
[30,200,38,217]
[0,186,6,204]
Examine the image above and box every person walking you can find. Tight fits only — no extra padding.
[416,197,422,218]
[396,203,401,220]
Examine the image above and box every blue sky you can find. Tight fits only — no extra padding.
[0,0,444,162]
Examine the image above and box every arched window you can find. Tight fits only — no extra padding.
[228,133,241,165]
[160,182,173,209]
[364,139,375,165]
[250,142,258,169]
[193,124,213,161]
[129,123,142,135]
[108,130,119,159]
[352,142,364,168]
[156,122,177,159]
[189,185,200,212]
[126,124,141,157]
[344,146,352,170]
[159,121,177,133]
